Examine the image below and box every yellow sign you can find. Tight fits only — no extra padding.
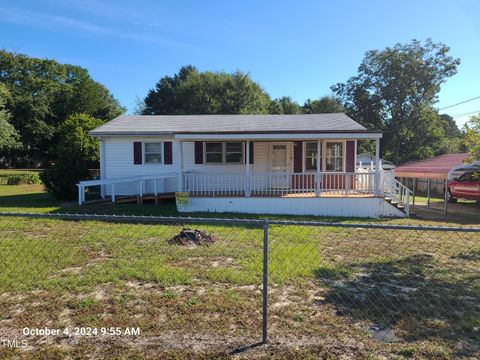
[175,192,189,206]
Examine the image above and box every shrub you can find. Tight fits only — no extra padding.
[41,163,90,200]
[5,173,41,185]
[41,113,103,200]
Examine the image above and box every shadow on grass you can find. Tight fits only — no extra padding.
[0,192,60,208]
[411,201,480,225]
[316,252,480,355]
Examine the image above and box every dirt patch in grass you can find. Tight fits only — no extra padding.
[167,229,216,247]
[1,216,479,358]
[1,281,477,359]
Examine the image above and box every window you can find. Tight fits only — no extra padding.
[305,141,321,171]
[326,142,343,171]
[225,142,243,163]
[459,172,480,182]
[144,142,162,164]
[205,142,243,164]
[205,142,223,163]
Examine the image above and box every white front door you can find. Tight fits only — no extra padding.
[271,144,288,172]
[269,143,289,188]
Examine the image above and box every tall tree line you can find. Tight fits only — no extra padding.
[1,39,469,167]
[0,50,124,166]
[140,40,464,164]
[140,65,344,116]
[331,39,462,164]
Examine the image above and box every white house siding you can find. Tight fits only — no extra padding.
[102,136,179,195]
[177,197,406,218]
[101,138,273,195]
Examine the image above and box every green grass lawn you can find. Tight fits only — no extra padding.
[0,215,479,358]
[0,169,42,176]
[1,181,479,225]
[1,179,480,357]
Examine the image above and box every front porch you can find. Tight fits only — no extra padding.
[77,132,412,217]
[181,171,379,197]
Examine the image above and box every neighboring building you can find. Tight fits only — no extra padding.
[78,114,411,218]
[395,153,470,195]
[394,153,476,214]
[356,153,395,171]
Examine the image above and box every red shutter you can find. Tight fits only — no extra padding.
[346,141,355,172]
[133,142,142,165]
[293,141,303,173]
[164,142,172,164]
[244,142,254,164]
[194,141,204,164]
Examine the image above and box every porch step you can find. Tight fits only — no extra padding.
[383,196,407,215]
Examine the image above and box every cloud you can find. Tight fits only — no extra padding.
[0,5,191,49]
[46,0,149,23]
[0,6,112,34]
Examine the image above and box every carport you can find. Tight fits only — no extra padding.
[394,153,469,215]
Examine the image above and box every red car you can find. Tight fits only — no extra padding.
[447,171,480,202]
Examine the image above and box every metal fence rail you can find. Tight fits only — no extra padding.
[0,212,479,358]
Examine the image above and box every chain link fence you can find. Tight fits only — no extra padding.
[0,213,479,358]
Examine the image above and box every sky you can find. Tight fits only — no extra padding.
[0,0,479,127]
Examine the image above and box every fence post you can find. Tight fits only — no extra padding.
[262,220,269,344]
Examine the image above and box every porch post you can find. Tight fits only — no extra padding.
[412,178,416,206]
[374,138,380,196]
[316,139,321,196]
[246,140,251,196]
[100,139,106,199]
[111,184,116,203]
[443,178,448,215]
[178,141,183,192]
[427,178,431,209]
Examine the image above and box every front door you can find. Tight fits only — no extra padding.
[269,143,289,188]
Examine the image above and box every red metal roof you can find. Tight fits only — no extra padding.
[395,153,469,179]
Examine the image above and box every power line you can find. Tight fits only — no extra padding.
[451,109,480,118]
[439,95,480,110]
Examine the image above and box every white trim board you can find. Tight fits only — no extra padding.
[175,133,382,140]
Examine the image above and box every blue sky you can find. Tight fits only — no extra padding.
[1,0,479,127]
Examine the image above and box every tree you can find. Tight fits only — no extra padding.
[142,66,270,115]
[439,114,462,138]
[55,113,104,164]
[302,96,345,114]
[435,114,464,155]
[464,114,480,163]
[269,96,301,114]
[41,113,103,199]
[0,50,124,164]
[0,83,20,154]
[332,39,460,164]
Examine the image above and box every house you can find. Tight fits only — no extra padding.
[356,153,395,171]
[78,114,411,218]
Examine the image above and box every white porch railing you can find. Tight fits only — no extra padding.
[77,174,178,205]
[382,171,412,216]
[77,171,412,216]
[181,172,378,197]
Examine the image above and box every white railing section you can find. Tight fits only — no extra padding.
[77,173,178,205]
[77,170,412,216]
[385,178,412,217]
[381,171,412,216]
[182,172,378,197]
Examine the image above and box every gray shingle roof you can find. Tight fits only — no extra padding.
[90,114,374,136]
